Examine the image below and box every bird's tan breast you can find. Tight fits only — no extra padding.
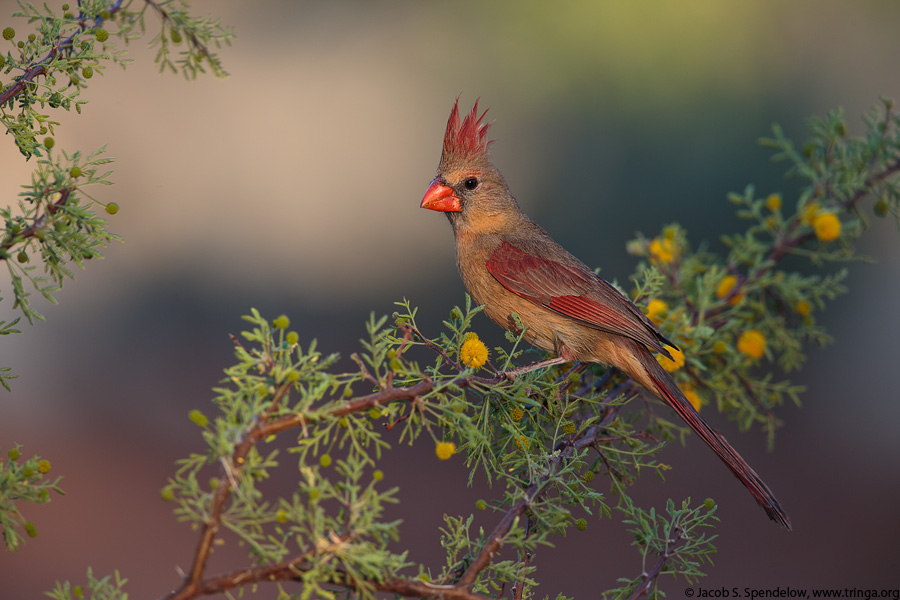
[454,232,560,354]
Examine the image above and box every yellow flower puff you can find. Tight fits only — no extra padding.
[801,202,821,225]
[460,336,489,369]
[737,329,767,360]
[656,345,685,372]
[813,213,841,242]
[435,441,456,460]
[766,193,782,212]
[679,383,701,411]
[715,274,743,306]
[795,300,812,316]
[649,237,677,265]
[645,298,669,324]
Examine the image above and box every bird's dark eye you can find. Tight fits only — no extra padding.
[464,177,479,190]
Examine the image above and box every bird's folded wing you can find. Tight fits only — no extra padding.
[486,241,675,356]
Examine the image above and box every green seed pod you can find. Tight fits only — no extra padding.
[188,409,208,427]
[24,521,38,538]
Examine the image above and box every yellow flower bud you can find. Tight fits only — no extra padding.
[679,383,701,411]
[435,441,456,460]
[715,275,743,305]
[649,237,677,264]
[795,300,812,316]
[801,202,821,225]
[656,345,685,372]
[813,213,841,242]
[737,330,767,360]
[459,337,489,369]
[645,298,668,324]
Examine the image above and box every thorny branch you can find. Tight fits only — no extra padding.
[164,318,624,600]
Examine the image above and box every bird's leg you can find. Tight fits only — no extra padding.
[500,356,570,381]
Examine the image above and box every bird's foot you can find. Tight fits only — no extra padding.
[498,356,569,381]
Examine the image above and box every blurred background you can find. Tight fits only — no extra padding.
[2,0,900,597]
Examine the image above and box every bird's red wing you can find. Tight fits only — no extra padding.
[486,241,674,355]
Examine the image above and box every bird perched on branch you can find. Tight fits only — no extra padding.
[420,99,791,530]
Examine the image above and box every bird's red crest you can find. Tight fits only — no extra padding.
[443,99,492,160]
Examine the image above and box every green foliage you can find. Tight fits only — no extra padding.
[1,146,117,325]
[0,444,64,551]
[0,1,235,156]
[133,304,707,600]
[46,568,128,600]
[626,99,900,448]
[605,497,719,600]
[0,0,234,564]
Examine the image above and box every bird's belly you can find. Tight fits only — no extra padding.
[461,271,557,353]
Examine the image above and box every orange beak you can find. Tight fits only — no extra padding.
[420,179,461,212]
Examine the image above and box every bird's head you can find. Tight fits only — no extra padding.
[421,99,520,232]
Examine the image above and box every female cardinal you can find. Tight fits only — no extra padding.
[420,100,791,530]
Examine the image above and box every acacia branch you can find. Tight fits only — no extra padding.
[0,187,73,259]
[0,1,124,107]
[166,363,514,600]
[627,526,687,600]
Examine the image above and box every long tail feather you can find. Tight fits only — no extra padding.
[642,356,792,530]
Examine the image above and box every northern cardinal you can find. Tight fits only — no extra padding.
[420,100,791,530]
